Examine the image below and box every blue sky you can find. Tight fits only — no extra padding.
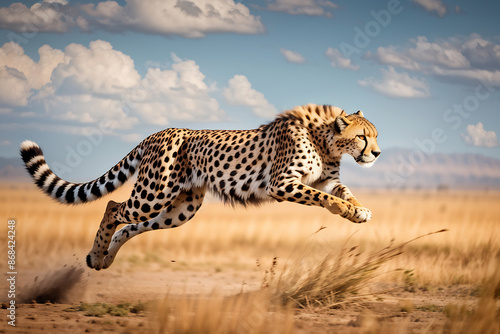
[0,0,499,180]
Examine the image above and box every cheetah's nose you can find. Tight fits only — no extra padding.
[372,151,381,158]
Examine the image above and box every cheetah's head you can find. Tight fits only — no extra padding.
[332,110,381,167]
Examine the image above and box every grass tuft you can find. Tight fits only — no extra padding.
[65,302,148,317]
[267,228,448,309]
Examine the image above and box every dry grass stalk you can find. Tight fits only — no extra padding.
[268,229,448,309]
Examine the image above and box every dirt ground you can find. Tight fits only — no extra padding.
[0,265,480,333]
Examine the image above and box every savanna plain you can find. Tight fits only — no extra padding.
[1,182,499,333]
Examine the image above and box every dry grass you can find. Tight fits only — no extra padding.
[147,228,498,334]
[443,267,500,334]
[268,229,447,309]
[1,183,499,287]
[1,182,500,333]
[153,291,295,334]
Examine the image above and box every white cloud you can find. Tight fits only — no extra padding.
[50,40,141,95]
[0,121,138,142]
[461,123,499,148]
[120,132,143,143]
[325,47,359,71]
[130,57,224,125]
[0,0,264,38]
[223,75,278,119]
[42,94,139,130]
[0,1,87,33]
[426,67,500,84]
[461,34,500,71]
[80,0,265,38]
[0,42,64,107]
[27,40,143,129]
[0,43,65,90]
[367,34,500,86]
[365,48,421,71]
[0,67,30,108]
[44,0,69,5]
[412,0,446,17]
[368,37,469,70]
[358,67,430,98]
[407,36,469,69]
[46,46,224,126]
[280,48,305,64]
[0,41,226,138]
[266,0,337,17]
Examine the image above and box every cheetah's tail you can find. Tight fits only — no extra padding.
[20,140,143,204]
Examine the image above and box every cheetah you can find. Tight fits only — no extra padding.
[20,104,381,270]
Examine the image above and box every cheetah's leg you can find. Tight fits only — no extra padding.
[331,184,363,207]
[314,180,372,222]
[269,181,370,223]
[314,179,364,207]
[330,183,372,222]
[86,200,122,270]
[100,188,205,269]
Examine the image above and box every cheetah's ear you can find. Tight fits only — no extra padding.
[334,115,351,133]
[355,110,364,117]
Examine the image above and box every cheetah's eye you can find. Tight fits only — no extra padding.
[357,135,365,140]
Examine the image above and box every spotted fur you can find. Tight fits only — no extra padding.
[20,104,381,270]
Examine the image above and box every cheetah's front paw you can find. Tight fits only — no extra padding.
[348,206,372,224]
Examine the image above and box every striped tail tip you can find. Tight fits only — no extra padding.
[20,140,39,150]
[19,140,139,205]
[20,140,43,165]
[20,140,45,169]
[20,140,74,203]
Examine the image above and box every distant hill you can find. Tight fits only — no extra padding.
[341,148,500,189]
[0,157,27,180]
[2,149,500,189]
